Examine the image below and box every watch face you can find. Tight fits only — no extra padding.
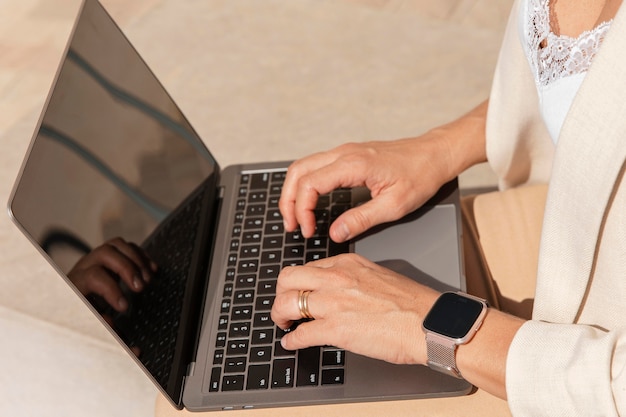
[423,292,485,339]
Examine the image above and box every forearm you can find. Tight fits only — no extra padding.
[456,307,524,400]
[426,99,489,181]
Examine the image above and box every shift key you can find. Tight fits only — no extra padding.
[296,347,320,386]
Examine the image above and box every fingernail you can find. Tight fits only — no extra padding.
[133,276,143,290]
[118,297,128,311]
[332,221,350,242]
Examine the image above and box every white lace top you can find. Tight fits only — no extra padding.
[520,0,613,143]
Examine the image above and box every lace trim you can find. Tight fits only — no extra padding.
[526,0,612,86]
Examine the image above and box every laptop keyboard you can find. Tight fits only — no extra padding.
[118,185,208,389]
[209,170,350,392]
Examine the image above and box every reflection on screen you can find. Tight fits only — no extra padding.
[9,0,216,401]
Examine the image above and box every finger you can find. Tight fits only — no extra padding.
[80,266,128,312]
[90,243,145,292]
[279,319,334,351]
[271,286,327,330]
[328,191,415,242]
[270,289,300,330]
[294,162,371,238]
[280,153,335,232]
[275,264,333,293]
[107,238,156,283]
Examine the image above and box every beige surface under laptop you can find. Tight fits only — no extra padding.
[155,388,511,416]
[0,0,509,416]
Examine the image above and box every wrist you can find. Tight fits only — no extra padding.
[427,100,488,180]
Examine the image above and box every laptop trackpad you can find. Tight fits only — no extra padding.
[353,204,462,293]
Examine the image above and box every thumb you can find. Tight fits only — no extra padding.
[329,195,409,242]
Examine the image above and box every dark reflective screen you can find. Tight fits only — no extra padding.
[9,0,217,403]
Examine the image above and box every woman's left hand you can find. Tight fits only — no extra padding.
[270,253,439,365]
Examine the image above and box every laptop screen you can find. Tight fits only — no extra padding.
[9,0,216,403]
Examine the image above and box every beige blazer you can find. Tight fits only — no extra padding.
[486,0,626,415]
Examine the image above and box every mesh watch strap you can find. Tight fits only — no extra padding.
[425,332,463,378]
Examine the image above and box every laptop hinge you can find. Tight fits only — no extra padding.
[187,361,196,377]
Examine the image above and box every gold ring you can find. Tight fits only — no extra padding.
[298,290,314,319]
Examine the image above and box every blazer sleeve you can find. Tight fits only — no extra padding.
[506,321,626,416]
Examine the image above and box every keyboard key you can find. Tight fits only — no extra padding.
[274,340,296,357]
[242,231,262,243]
[284,245,304,259]
[306,251,325,262]
[246,204,265,216]
[261,250,281,264]
[209,367,221,392]
[297,347,321,387]
[237,260,258,274]
[215,332,227,347]
[227,340,249,355]
[259,265,280,279]
[250,173,270,190]
[263,236,283,249]
[229,322,251,338]
[269,184,282,195]
[236,275,256,288]
[322,369,344,385]
[255,296,275,311]
[322,349,345,366]
[231,306,253,321]
[222,374,245,391]
[332,190,351,204]
[252,328,274,345]
[234,289,255,304]
[240,245,260,258]
[247,364,271,390]
[257,279,276,294]
[329,240,349,256]
[225,268,236,281]
[223,284,234,297]
[272,358,296,388]
[271,171,286,182]
[248,191,267,203]
[266,208,282,221]
[213,349,224,365]
[285,231,304,244]
[250,346,272,363]
[220,299,231,313]
[306,237,327,249]
[253,312,272,327]
[224,357,247,373]
[265,223,284,235]
[244,218,264,230]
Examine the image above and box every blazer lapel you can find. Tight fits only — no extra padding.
[533,5,626,322]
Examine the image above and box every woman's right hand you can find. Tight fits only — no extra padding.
[279,136,452,242]
[279,100,488,242]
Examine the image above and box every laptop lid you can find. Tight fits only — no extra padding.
[7,0,218,406]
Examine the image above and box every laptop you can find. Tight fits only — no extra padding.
[7,0,470,411]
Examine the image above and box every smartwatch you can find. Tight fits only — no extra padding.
[422,291,487,378]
